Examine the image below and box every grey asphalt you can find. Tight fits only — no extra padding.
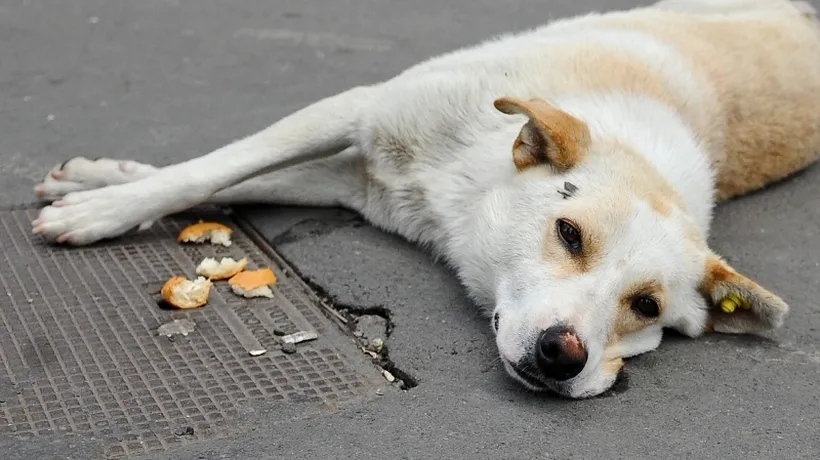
[1,0,819,459]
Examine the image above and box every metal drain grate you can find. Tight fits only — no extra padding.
[0,206,383,458]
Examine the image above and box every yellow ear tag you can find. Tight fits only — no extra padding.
[720,293,750,313]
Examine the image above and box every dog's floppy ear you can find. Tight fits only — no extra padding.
[700,253,789,334]
[494,97,590,172]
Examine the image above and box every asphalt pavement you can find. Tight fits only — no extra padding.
[1,0,819,458]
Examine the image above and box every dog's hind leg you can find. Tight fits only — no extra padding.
[32,85,375,245]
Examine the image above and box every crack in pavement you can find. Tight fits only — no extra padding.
[269,218,418,390]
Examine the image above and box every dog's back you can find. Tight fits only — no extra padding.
[364,0,820,204]
[350,1,820,259]
[585,1,820,199]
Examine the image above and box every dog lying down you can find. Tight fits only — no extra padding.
[32,0,820,398]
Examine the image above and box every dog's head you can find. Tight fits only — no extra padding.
[488,97,788,398]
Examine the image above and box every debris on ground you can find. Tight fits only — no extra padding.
[278,330,318,354]
[282,330,318,344]
[174,426,195,437]
[177,221,234,247]
[249,348,267,357]
[355,315,388,342]
[361,347,379,359]
[366,337,384,354]
[228,268,277,298]
[157,318,197,338]
[161,276,212,309]
[382,370,395,383]
[196,256,248,280]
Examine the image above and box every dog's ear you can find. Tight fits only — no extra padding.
[493,97,590,172]
[699,253,789,334]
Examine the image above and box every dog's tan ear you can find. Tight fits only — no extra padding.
[700,254,789,334]
[493,97,590,172]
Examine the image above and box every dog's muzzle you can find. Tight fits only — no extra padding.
[534,325,587,381]
[509,325,588,387]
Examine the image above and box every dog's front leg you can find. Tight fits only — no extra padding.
[31,85,374,245]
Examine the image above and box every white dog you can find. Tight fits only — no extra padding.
[32,0,820,398]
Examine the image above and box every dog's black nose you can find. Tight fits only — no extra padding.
[535,326,587,381]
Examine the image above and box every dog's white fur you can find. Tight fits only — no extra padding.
[32,0,820,398]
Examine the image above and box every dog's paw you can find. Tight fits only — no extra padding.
[33,157,155,201]
[32,185,154,245]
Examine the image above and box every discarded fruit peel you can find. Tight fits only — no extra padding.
[196,256,248,281]
[228,268,277,299]
[160,220,281,311]
[161,276,212,310]
[177,221,234,247]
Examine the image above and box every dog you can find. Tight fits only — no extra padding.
[31,0,820,398]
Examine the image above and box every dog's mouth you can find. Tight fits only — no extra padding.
[503,359,550,391]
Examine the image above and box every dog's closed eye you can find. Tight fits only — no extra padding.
[556,218,583,255]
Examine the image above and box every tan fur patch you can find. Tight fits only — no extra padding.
[683,218,707,247]
[527,42,718,147]
[542,214,606,276]
[699,254,789,333]
[703,256,737,288]
[602,358,625,377]
[584,10,820,200]
[601,140,687,216]
[602,280,663,363]
[613,280,664,338]
[494,97,590,171]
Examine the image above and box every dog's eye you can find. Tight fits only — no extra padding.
[631,296,660,318]
[556,219,582,255]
